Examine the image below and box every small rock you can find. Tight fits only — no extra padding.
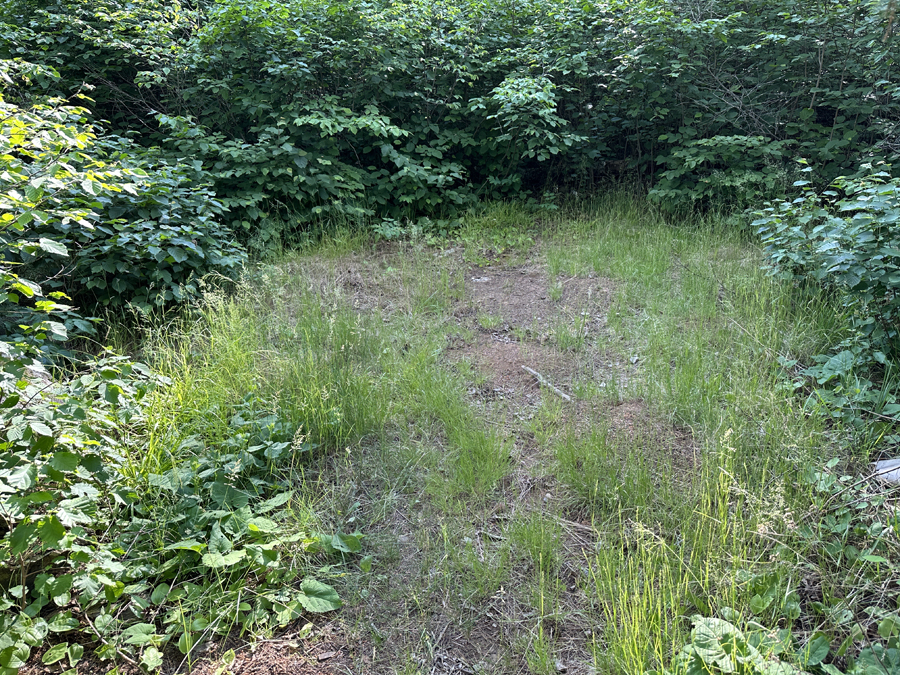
[399,534,411,544]
[555,659,568,673]
[317,651,338,661]
[873,459,900,483]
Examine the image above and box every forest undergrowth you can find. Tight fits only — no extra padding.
[76,195,898,675]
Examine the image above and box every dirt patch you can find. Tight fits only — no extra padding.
[463,265,615,333]
[341,533,529,674]
[415,611,523,675]
[453,339,573,395]
[201,251,692,675]
[188,628,351,675]
[606,398,698,472]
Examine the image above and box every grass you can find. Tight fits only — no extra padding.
[117,193,893,674]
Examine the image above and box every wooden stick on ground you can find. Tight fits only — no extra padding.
[522,365,571,402]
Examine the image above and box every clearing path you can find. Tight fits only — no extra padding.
[182,201,838,675]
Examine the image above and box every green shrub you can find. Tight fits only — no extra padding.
[0,58,246,325]
[9,0,900,231]
[650,136,796,212]
[753,165,900,430]
[755,166,900,357]
[33,151,245,310]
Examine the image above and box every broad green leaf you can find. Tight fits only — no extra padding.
[247,517,278,533]
[177,631,194,655]
[257,491,293,513]
[38,238,68,257]
[122,623,159,645]
[165,539,205,553]
[201,549,246,569]
[49,451,80,471]
[0,643,30,669]
[331,532,362,553]
[67,643,83,667]
[47,613,79,633]
[880,615,900,639]
[21,619,49,646]
[297,578,342,613]
[210,482,250,509]
[29,421,53,437]
[797,632,830,667]
[42,642,69,665]
[167,247,188,263]
[10,522,37,555]
[150,583,170,605]
[750,593,773,615]
[819,351,855,381]
[49,574,73,605]
[8,464,37,490]
[141,646,163,670]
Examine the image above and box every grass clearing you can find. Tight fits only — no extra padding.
[115,194,893,674]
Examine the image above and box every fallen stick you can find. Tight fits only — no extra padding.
[522,366,571,402]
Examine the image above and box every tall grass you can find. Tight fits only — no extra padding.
[113,194,860,672]
[543,195,845,671]
[136,246,509,496]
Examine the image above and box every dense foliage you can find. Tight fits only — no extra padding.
[0,53,349,672]
[753,167,900,431]
[7,0,900,230]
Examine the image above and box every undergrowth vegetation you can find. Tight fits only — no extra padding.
[2,0,900,671]
[0,285,385,670]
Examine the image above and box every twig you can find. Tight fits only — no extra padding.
[79,606,138,666]
[555,517,598,535]
[522,366,571,402]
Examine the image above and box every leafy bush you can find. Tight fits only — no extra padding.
[0,58,246,320]
[754,165,900,429]
[650,136,797,211]
[755,166,900,359]
[32,150,245,310]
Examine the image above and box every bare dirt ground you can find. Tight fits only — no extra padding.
[300,246,696,675]
[25,622,351,675]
